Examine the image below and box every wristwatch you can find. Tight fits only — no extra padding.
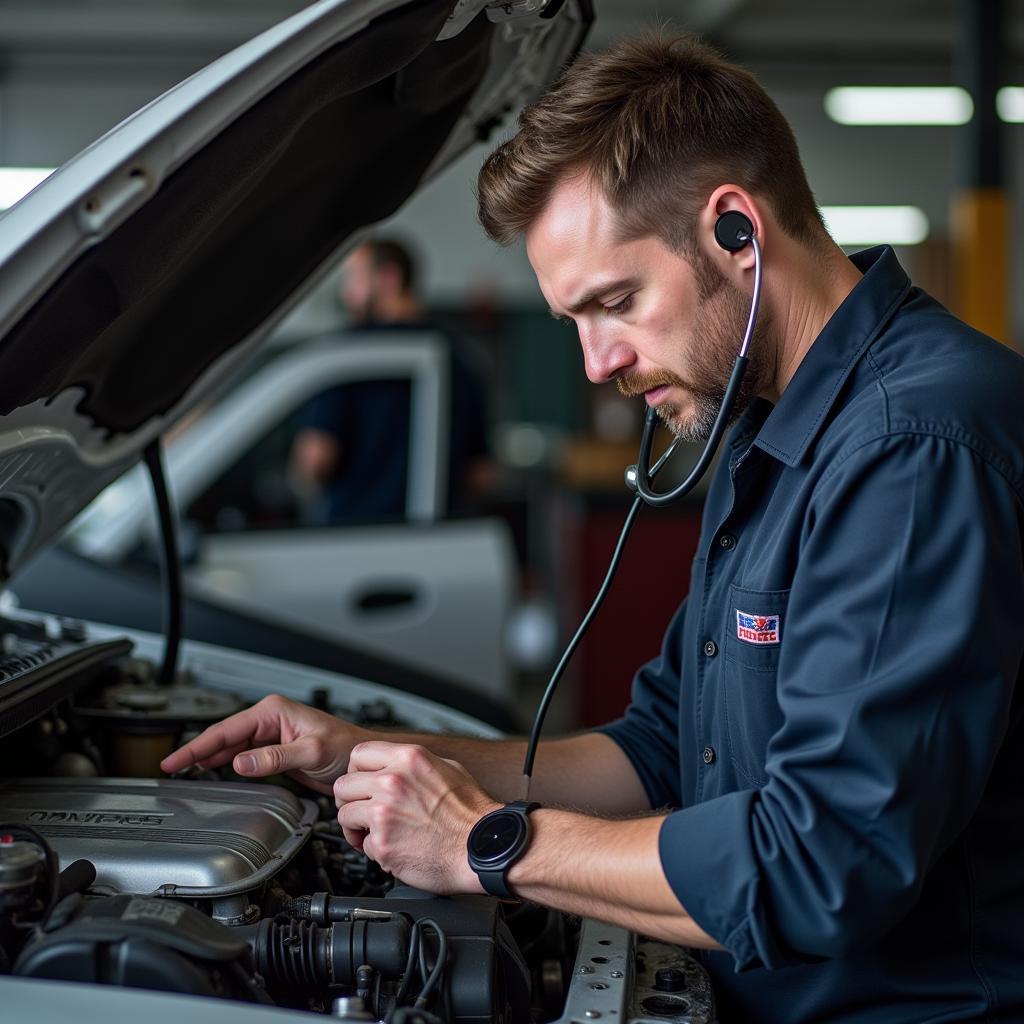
[466,800,540,899]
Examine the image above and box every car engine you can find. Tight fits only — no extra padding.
[0,618,716,1024]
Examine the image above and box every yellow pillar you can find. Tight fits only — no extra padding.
[950,187,1012,346]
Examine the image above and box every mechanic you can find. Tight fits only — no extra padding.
[163,32,1024,1023]
[289,236,494,523]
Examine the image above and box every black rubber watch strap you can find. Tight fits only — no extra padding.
[468,801,540,899]
[477,866,517,899]
[506,800,541,814]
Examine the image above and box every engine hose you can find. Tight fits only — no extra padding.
[248,916,410,994]
[56,859,97,900]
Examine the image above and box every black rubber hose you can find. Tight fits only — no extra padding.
[56,858,96,900]
[413,918,448,1009]
[249,917,410,994]
[143,439,183,687]
[393,918,421,1008]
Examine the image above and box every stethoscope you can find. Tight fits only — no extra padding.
[520,210,764,798]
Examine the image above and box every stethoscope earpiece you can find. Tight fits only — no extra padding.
[714,210,754,252]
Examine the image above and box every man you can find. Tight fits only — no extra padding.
[289,237,492,522]
[163,33,1024,1022]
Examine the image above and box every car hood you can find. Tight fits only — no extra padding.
[0,0,591,583]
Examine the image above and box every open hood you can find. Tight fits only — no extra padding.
[0,0,591,582]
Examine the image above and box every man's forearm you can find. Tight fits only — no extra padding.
[365,729,650,815]
[506,809,722,950]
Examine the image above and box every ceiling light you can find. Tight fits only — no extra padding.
[0,168,55,211]
[997,86,1024,122]
[821,206,929,247]
[824,87,973,125]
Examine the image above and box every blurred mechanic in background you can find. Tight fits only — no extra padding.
[289,237,494,523]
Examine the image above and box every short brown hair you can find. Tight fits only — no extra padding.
[365,237,417,293]
[477,31,825,254]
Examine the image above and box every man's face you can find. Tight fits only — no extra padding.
[525,175,772,441]
[339,245,377,322]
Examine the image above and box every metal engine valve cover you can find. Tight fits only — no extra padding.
[0,778,317,898]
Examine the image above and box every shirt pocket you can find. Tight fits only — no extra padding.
[722,584,790,788]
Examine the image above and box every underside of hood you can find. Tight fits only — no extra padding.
[5,0,483,436]
[0,0,592,580]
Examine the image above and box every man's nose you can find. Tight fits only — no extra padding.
[578,322,635,384]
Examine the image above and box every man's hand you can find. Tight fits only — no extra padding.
[334,741,500,894]
[160,694,370,795]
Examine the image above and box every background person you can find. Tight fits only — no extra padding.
[289,237,494,523]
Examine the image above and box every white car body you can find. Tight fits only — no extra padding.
[65,335,517,699]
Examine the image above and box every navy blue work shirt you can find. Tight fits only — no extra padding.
[598,247,1024,1022]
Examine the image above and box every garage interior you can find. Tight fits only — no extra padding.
[0,0,1020,732]
[1,1,1024,1022]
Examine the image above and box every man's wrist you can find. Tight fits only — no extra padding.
[461,799,512,894]
[503,806,550,893]
[460,854,488,894]
[338,724,377,775]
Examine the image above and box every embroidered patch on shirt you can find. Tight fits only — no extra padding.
[736,610,781,645]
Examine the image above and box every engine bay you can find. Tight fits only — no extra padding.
[0,614,715,1023]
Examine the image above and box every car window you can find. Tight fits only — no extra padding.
[184,380,415,534]
[185,405,308,532]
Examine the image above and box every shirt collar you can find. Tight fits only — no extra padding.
[751,245,912,467]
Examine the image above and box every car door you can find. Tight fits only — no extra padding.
[175,336,514,699]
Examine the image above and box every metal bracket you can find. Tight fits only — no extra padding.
[438,0,553,40]
[550,919,718,1024]
[486,0,552,22]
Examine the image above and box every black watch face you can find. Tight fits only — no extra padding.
[469,811,527,864]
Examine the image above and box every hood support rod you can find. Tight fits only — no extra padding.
[143,439,182,687]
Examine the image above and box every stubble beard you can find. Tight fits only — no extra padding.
[618,250,775,443]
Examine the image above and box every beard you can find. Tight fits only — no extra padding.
[617,249,775,442]
[347,296,376,325]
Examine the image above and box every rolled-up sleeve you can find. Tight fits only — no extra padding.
[660,432,1024,969]
[596,599,687,810]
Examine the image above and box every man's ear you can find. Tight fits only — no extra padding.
[699,185,762,282]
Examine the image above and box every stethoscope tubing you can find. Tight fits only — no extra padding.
[519,232,763,796]
[519,438,683,793]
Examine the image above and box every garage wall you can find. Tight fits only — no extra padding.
[1,27,1021,337]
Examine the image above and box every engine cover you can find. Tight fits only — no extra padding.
[0,777,317,898]
[13,895,255,1000]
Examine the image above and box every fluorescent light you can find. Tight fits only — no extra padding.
[824,87,973,125]
[997,86,1024,122]
[0,167,55,211]
[821,206,929,247]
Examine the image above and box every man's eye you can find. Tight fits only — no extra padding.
[604,295,634,315]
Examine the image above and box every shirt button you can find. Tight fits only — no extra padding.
[718,533,736,550]
[702,746,716,765]
[703,640,718,657]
